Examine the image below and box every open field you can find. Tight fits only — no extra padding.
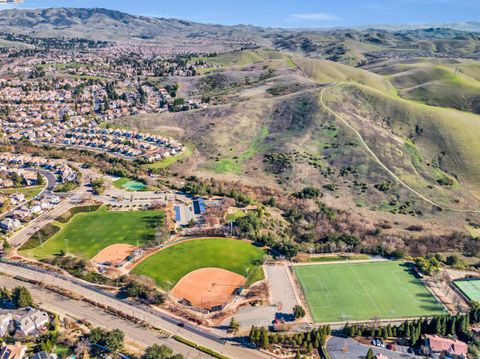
[294,261,446,323]
[20,206,164,259]
[131,238,265,290]
[172,268,246,308]
[453,279,480,302]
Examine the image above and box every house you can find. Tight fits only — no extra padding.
[0,218,21,232]
[425,335,468,358]
[30,351,57,359]
[0,343,26,359]
[16,309,49,336]
[0,313,12,337]
[29,205,43,215]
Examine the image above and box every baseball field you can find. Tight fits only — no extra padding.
[20,206,165,259]
[294,261,446,323]
[131,238,265,290]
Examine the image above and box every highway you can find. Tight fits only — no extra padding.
[0,261,273,359]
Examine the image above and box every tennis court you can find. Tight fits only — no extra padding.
[454,279,480,302]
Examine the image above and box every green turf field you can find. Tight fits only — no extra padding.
[131,238,265,290]
[294,261,446,323]
[20,207,164,259]
[454,279,480,302]
[113,177,146,191]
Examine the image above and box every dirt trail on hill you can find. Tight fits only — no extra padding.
[320,83,480,214]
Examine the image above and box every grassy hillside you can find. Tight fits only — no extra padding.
[294,57,396,94]
[323,82,480,207]
[110,50,480,219]
[366,59,480,114]
[191,48,292,68]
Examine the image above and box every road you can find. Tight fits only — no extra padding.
[0,261,273,359]
[1,276,210,359]
[320,84,480,214]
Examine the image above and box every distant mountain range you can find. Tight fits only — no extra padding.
[0,7,479,63]
[0,7,479,42]
[352,21,480,33]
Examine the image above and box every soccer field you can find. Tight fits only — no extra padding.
[454,279,480,302]
[131,238,265,290]
[294,261,446,323]
[21,207,164,259]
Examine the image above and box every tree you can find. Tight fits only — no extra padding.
[229,317,240,333]
[104,328,124,353]
[260,327,270,349]
[36,172,44,185]
[90,178,105,195]
[143,344,182,359]
[293,305,306,319]
[365,348,375,359]
[12,286,33,308]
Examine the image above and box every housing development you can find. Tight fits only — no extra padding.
[0,3,480,359]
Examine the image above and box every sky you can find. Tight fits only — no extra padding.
[1,0,479,28]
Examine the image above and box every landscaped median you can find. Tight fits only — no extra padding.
[173,335,230,359]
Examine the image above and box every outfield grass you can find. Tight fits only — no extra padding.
[454,279,480,302]
[294,261,445,323]
[131,238,265,290]
[21,207,164,259]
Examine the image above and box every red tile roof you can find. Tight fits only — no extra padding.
[426,335,468,357]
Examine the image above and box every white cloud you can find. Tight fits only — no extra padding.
[291,13,338,21]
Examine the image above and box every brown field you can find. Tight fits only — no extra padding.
[172,267,247,309]
[91,244,138,264]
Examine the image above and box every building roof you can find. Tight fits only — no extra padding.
[426,335,468,357]
[0,343,26,359]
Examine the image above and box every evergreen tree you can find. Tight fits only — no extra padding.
[366,348,375,359]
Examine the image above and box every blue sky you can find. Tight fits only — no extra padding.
[2,0,479,28]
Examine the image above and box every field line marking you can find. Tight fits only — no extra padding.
[347,264,382,317]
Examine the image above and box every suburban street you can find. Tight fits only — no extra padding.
[1,276,210,359]
[0,261,275,359]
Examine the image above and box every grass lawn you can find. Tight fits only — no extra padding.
[0,185,44,201]
[21,207,164,259]
[225,209,246,221]
[113,177,147,191]
[306,254,370,263]
[454,279,480,302]
[294,261,446,323]
[131,238,265,290]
